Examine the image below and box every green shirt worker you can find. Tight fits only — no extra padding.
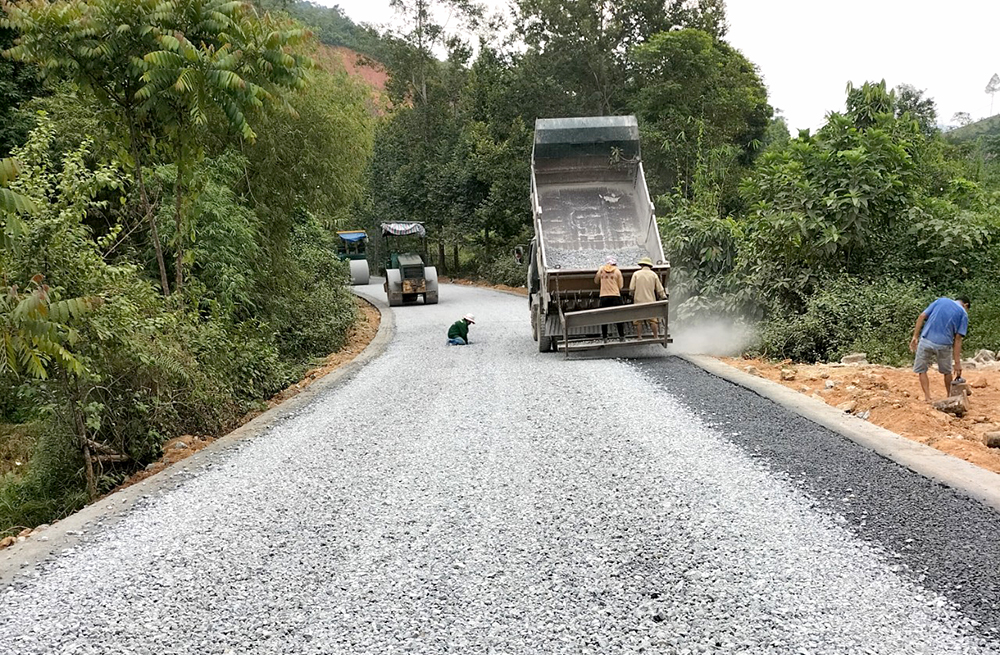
[447,314,475,346]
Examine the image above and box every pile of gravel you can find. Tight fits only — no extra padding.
[0,284,994,654]
[545,246,650,270]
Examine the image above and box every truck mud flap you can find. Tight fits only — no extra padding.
[557,300,671,357]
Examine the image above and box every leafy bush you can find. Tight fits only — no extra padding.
[754,277,932,366]
[475,254,527,288]
[954,276,1000,354]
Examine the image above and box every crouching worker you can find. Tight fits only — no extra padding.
[629,257,665,340]
[447,313,476,345]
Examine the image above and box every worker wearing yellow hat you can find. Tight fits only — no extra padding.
[629,257,665,340]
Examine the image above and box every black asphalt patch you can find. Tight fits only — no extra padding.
[632,356,1000,641]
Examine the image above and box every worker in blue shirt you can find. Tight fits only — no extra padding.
[909,297,970,401]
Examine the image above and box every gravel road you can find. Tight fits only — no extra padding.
[1,283,997,654]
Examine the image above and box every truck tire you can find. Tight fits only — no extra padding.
[535,306,552,353]
[424,292,438,304]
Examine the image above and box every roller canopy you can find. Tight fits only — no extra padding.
[337,230,368,242]
[533,116,641,160]
[381,222,426,237]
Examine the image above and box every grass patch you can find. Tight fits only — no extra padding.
[0,422,41,478]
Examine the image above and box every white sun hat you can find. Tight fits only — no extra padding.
[463,313,476,324]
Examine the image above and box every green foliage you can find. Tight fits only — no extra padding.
[0,156,35,218]
[0,423,87,536]
[668,77,1000,367]
[631,29,772,201]
[268,210,357,360]
[242,64,374,226]
[754,277,932,366]
[273,1,386,59]
[475,253,527,288]
[0,278,93,379]
[895,84,938,137]
[135,2,312,142]
[0,26,44,157]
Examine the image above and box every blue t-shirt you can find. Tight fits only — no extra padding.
[921,298,968,346]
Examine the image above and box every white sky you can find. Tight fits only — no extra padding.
[321,0,1000,131]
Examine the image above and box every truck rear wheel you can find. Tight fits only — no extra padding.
[535,307,552,352]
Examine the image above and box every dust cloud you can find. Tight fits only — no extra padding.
[670,318,755,356]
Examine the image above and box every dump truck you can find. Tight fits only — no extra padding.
[336,230,371,285]
[527,116,670,354]
[381,222,439,306]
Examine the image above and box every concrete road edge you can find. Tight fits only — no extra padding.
[0,290,395,585]
[681,354,1000,512]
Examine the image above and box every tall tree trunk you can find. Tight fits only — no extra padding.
[438,239,446,274]
[453,243,459,273]
[173,153,184,298]
[129,124,170,295]
[68,378,97,500]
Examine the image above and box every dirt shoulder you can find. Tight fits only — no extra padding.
[722,357,1000,475]
[120,297,381,487]
[439,276,528,297]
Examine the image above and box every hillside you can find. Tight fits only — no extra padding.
[945,114,1000,142]
[312,43,390,113]
[286,0,386,60]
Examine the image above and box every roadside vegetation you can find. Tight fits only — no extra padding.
[0,0,373,534]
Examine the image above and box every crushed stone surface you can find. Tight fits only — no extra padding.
[545,246,650,270]
[0,283,996,654]
[633,356,1000,641]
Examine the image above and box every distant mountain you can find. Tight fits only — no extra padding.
[944,114,1000,143]
[285,1,387,61]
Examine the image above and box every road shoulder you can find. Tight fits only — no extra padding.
[682,354,1000,512]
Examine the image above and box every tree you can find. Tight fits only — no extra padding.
[630,28,771,200]
[895,84,937,136]
[5,0,174,295]
[952,111,973,127]
[986,73,999,116]
[5,0,312,296]
[742,96,922,287]
[135,2,312,294]
[845,80,894,130]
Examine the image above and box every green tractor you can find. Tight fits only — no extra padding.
[336,230,370,285]
[381,222,438,306]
